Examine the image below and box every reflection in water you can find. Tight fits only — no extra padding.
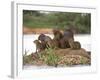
[23,34,91,55]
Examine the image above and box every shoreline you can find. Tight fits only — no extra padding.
[23,27,54,34]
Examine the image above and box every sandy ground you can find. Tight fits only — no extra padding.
[23,27,54,34]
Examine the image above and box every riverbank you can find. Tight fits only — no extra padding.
[23,48,91,68]
[23,27,54,34]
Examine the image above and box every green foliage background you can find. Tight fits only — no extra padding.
[23,10,91,34]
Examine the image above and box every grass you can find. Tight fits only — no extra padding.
[38,48,60,67]
[23,54,34,65]
[23,48,91,67]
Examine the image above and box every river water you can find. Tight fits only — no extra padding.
[23,34,91,55]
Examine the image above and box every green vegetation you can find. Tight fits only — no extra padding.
[23,53,33,65]
[38,48,60,67]
[23,48,91,67]
[23,10,91,34]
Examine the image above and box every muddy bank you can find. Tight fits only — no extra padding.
[23,27,54,34]
[23,48,91,68]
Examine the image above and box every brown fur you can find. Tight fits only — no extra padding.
[53,29,63,40]
[38,33,60,49]
[46,39,60,49]
[36,29,81,50]
[72,41,81,49]
[33,40,46,53]
[59,29,74,49]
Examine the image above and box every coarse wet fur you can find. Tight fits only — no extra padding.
[72,41,81,49]
[36,29,81,51]
[53,28,63,41]
[53,29,82,50]
[59,29,74,49]
[33,40,46,53]
[38,33,59,49]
